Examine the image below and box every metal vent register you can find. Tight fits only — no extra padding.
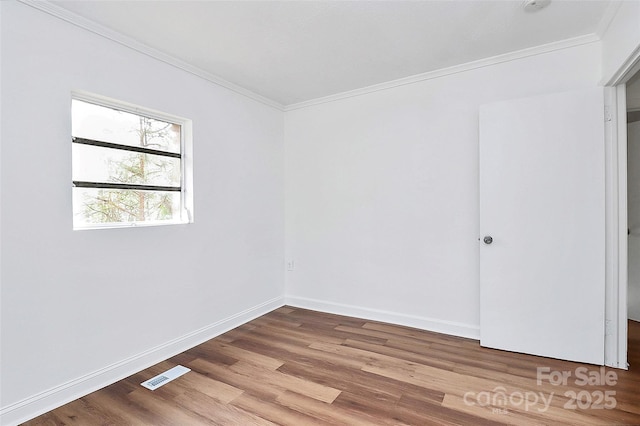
[141,365,190,390]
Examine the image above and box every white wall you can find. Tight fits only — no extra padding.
[0,2,284,423]
[284,42,602,338]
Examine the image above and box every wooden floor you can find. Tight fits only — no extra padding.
[24,307,640,425]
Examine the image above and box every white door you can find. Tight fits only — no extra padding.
[479,88,605,365]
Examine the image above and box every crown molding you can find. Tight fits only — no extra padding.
[604,43,640,86]
[18,0,285,111]
[285,33,601,111]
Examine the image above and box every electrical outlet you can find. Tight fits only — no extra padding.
[287,260,295,271]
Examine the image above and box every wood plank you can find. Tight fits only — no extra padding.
[275,390,399,426]
[200,340,285,370]
[229,360,342,403]
[230,393,327,426]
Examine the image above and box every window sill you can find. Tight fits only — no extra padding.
[73,218,191,231]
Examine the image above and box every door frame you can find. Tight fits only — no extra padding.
[605,51,640,369]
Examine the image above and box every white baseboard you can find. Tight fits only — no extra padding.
[0,296,285,426]
[285,296,480,340]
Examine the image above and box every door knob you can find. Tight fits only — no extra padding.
[483,236,493,245]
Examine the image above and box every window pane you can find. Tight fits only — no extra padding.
[72,99,180,154]
[73,188,181,227]
[72,143,181,187]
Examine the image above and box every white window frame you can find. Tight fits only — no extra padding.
[71,91,193,230]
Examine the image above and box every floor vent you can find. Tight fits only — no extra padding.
[141,365,190,390]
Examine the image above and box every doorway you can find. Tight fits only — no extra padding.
[627,71,640,369]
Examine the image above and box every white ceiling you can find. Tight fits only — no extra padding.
[49,0,615,107]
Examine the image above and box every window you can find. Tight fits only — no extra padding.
[72,94,191,229]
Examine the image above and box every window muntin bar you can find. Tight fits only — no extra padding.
[73,137,181,159]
